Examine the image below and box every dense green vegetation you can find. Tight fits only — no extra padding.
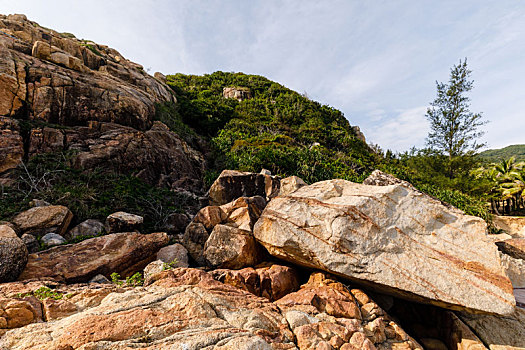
[479,145,525,163]
[0,152,196,233]
[166,72,377,183]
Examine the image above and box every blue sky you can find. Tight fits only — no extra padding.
[1,1,523,152]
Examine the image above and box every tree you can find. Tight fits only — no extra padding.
[425,58,487,178]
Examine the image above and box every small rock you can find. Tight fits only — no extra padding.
[12,205,73,237]
[156,244,189,267]
[29,199,50,207]
[21,234,39,254]
[41,233,66,247]
[279,176,307,196]
[143,260,165,285]
[88,274,111,284]
[260,169,271,175]
[182,222,209,265]
[164,212,190,235]
[0,225,28,282]
[105,212,143,233]
[65,219,105,241]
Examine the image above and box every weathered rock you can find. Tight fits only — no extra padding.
[279,176,307,196]
[254,179,515,315]
[20,233,39,254]
[143,260,166,285]
[493,215,525,238]
[223,86,252,101]
[208,169,280,206]
[211,263,300,301]
[275,272,422,349]
[88,274,111,284]
[0,14,174,130]
[41,232,66,247]
[182,222,209,265]
[65,218,105,240]
[105,211,143,233]
[1,268,297,349]
[204,224,264,269]
[457,307,525,349]
[184,195,267,265]
[164,212,190,234]
[499,253,525,288]
[11,205,73,237]
[0,225,28,282]
[0,297,39,330]
[0,116,24,173]
[496,238,525,260]
[18,232,168,283]
[156,243,189,267]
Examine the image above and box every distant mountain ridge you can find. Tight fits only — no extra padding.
[479,144,525,162]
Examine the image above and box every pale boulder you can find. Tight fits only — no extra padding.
[279,176,307,196]
[254,179,515,315]
[12,205,73,237]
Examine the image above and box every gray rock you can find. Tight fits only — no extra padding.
[105,211,143,234]
[156,243,189,267]
[21,233,39,254]
[182,222,209,265]
[164,213,190,235]
[66,219,105,240]
[41,233,66,247]
[89,274,111,284]
[0,224,28,282]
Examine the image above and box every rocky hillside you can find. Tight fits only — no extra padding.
[1,14,525,350]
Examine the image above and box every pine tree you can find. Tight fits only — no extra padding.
[425,58,487,178]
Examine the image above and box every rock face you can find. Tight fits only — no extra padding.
[0,225,28,282]
[18,232,168,283]
[208,169,280,206]
[254,179,515,315]
[11,205,73,237]
[223,86,252,101]
[156,243,189,267]
[0,15,205,191]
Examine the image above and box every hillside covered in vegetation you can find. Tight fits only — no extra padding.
[479,144,525,162]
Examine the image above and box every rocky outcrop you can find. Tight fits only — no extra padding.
[184,195,267,265]
[275,272,422,349]
[0,116,23,174]
[11,205,72,237]
[496,238,525,260]
[254,179,515,315]
[18,232,168,283]
[223,86,252,101]
[0,225,28,282]
[208,169,280,206]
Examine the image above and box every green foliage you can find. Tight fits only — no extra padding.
[80,41,102,56]
[479,144,525,163]
[162,259,179,271]
[17,286,65,300]
[425,58,487,178]
[0,152,195,232]
[167,71,376,183]
[110,272,143,287]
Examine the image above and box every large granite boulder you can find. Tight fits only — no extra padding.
[11,205,73,237]
[0,225,28,282]
[254,179,515,315]
[18,232,168,283]
[208,169,280,206]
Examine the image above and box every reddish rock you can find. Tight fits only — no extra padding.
[496,238,525,260]
[18,232,168,283]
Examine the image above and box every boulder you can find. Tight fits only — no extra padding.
[65,219,105,240]
[182,222,209,265]
[18,232,168,283]
[210,263,300,301]
[41,232,66,247]
[203,224,264,269]
[11,205,73,237]
[105,211,143,233]
[1,268,297,349]
[208,169,280,206]
[156,243,189,267]
[279,175,307,196]
[20,233,39,254]
[163,212,190,235]
[254,179,515,315]
[274,272,422,349]
[0,225,28,282]
[493,215,525,238]
[457,307,525,349]
[223,87,252,101]
[496,238,525,260]
[499,253,525,288]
